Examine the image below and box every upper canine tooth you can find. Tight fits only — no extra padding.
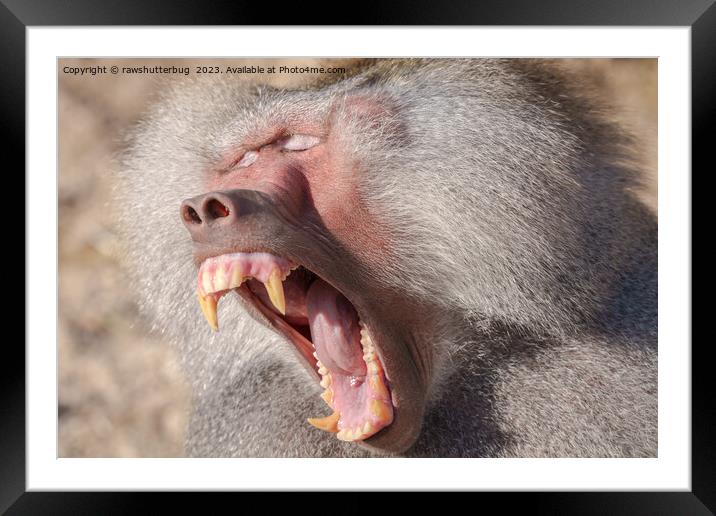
[263,269,286,315]
[197,291,218,331]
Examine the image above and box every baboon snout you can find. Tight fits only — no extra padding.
[180,189,279,244]
[181,191,232,228]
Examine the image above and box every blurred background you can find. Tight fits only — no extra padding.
[58,58,657,457]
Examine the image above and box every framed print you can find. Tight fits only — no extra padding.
[7,0,709,512]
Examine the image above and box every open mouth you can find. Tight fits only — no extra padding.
[195,251,394,442]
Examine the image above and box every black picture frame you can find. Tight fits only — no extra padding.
[6,0,708,512]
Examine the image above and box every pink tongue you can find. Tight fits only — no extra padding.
[306,279,366,377]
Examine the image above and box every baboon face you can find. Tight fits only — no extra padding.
[177,92,432,453]
[120,59,654,457]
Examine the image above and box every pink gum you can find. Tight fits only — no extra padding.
[197,252,296,296]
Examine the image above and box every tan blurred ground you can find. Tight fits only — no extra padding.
[58,58,657,457]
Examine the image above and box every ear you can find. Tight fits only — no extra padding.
[329,93,406,145]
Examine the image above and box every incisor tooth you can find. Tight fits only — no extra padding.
[320,375,331,388]
[263,269,286,315]
[202,270,213,295]
[214,266,228,291]
[318,365,328,375]
[307,411,340,433]
[229,267,244,289]
[197,292,218,331]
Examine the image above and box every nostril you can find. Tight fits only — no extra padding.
[182,205,202,225]
[206,198,230,219]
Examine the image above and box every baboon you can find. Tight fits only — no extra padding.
[115,59,657,457]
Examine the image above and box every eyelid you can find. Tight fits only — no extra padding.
[230,133,320,170]
[236,150,258,168]
[278,134,321,151]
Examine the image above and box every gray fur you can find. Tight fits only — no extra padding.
[114,59,657,457]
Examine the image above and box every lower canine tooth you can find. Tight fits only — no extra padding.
[307,411,340,433]
[263,269,286,315]
[197,292,218,331]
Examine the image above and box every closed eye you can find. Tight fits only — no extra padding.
[278,134,321,151]
[236,150,258,168]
